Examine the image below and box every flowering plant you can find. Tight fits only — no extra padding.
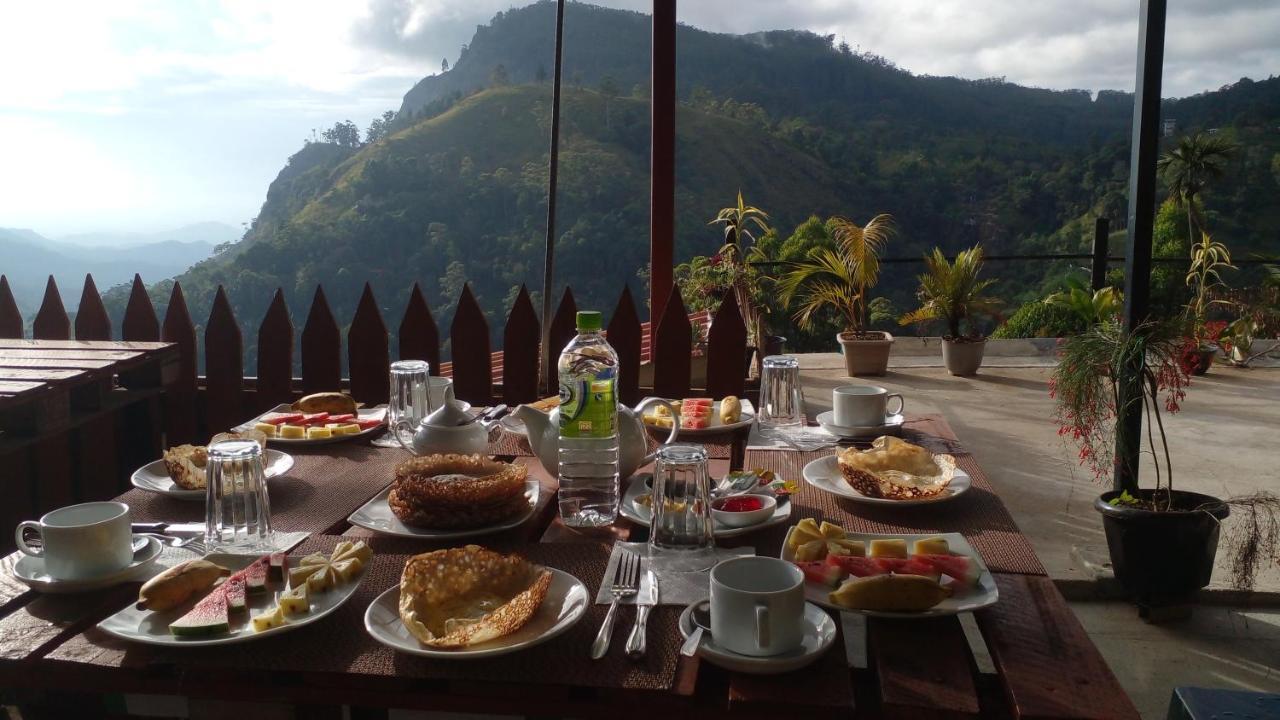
[1049,319,1191,508]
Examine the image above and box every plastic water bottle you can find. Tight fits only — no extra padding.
[557,311,620,527]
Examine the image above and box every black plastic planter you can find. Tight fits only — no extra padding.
[1095,490,1229,607]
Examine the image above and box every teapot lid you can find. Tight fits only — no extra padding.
[424,399,473,427]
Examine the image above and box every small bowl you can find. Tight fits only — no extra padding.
[710,494,777,528]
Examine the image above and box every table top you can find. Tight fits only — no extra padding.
[0,414,1139,719]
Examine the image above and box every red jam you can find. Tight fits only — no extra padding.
[717,496,765,512]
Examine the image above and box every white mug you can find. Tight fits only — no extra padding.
[426,376,456,413]
[710,556,805,657]
[15,501,133,580]
[832,384,904,427]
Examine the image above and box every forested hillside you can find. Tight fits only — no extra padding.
[104,1,1280,367]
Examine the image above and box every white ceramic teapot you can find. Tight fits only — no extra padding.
[394,400,493,456]
[513,397,679,479]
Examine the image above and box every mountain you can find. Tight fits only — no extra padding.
[112,2,1280,365]
[0,225,225,318]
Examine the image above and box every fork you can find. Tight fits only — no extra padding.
[141,533,207,555]
[591,549,640,659]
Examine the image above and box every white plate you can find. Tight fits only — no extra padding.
[347,480,540,540]
[780,529,999,618]
[98,551,368,646]
[12,535,163,594]
[234,404,389,446]
[815,411,905,438]
[131,450,295,501]
[641,397,756,437]
[678,601,836,674]
[618,478,791,538]
[802,455,971,506]
[364,567,588,659]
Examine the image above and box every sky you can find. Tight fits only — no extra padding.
[1,0,1276,239]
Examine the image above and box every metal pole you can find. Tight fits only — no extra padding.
[1091,217,1110,291]
[1115,0,1166,493]
[649,0,676,336]
[539,0,566,396]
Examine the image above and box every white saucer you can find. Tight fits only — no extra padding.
[131,450,294,501]
[678,601,836,674]
[815,411,905,438]
[11,535,163,594]
[364,567,588,659]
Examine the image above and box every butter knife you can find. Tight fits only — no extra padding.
[625,569,658,659]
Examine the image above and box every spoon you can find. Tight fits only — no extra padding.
[458,404,508,426]
[680,600,712,657]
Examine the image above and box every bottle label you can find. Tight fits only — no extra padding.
[559,377,616,438]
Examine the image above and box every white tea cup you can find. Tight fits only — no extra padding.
[710,556,805,657]
[15,501,133,580]
[426,376,456,413]
[832,384,904,427]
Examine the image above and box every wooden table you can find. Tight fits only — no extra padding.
[0,340,180,553]
[0,417,1139,719]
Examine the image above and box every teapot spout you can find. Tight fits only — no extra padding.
[513,404,557,472]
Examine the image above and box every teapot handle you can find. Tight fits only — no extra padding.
[391,419,420,455]
[635,397,680,466]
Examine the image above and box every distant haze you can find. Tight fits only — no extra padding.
[1,0,1276,235]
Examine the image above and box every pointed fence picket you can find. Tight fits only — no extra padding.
[162,282,199,444]
[502,285,540,405]
[399,282,440,374]
[74,275,111,341]
[544,288,578,396]
[32,277,70,340]
[0,276,22,338]
[705,292,747,399]
[449,283,492,404]
[122,275,159,341]
[204,286,244,433]
[607,287,642,406]
[651,286,692,399]
[300,286,341,395]
[348,283,390,405]
[256,289,294,410]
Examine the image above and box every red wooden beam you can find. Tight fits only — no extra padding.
[649,0,676,336]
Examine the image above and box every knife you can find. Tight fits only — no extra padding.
[132,522,203,536]
[625,569,658,659]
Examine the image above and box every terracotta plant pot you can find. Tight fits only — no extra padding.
[941,337,986,376]
[837,331,893,376]
[1095,489,1229,610]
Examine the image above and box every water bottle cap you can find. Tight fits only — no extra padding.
[576,311,602,331]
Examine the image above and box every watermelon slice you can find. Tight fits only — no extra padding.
[685,398,714,406]
[873,557,910,573]
[354,418,383,430]
[244,556,269,594]
[896,558,941,580]
[326,413,355,422]
[916,554,981,588]
[262,412,304,425]
[683,416,710,429]
[169,587,230,637]
[793,560,844,587]
[269,552,289,583]
[826,554,888,578]
[301,412,330,425]
[223,575,247,614]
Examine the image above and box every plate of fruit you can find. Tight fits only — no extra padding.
[98,541,373,646]
[780,519,998,618]
[235,393,386,445]
[641,396,754,437]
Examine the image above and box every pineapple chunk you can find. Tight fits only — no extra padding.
[306,426,332,440]
[279,425,305,439]
[819,521,846,540]
[912,537,951,556]
[869,538,908,559]
[253,422,278,437]
[827,539,866,557]
[788,518,824,551]
[332,540,372,565]
[332,557,363,582]
[251,605,285,632]
[654,404,671,417]
[794,539,829,562]
[288,565,317,589]
[336,423,361,435]
[279,583,309,615]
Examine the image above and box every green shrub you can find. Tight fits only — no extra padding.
[992,300,1083,338]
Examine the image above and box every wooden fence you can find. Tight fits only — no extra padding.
[0,273,749,444]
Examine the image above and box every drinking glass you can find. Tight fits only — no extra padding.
[758,355,805,429]
[205,440,272,550]
[648,444,715,571]
[374,359,430,448]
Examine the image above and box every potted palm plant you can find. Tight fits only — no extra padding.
[708,191,773,369]
[1183,232,1234,375]
[1053,318,1279,612]
[779,213,896,376]
[898,245,1000,376]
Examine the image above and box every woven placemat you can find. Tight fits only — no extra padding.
[495,428,736,460]
[48,536,681,693]
[741,416,1046,576]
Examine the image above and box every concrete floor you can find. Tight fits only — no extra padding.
[797,361,1280,718]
